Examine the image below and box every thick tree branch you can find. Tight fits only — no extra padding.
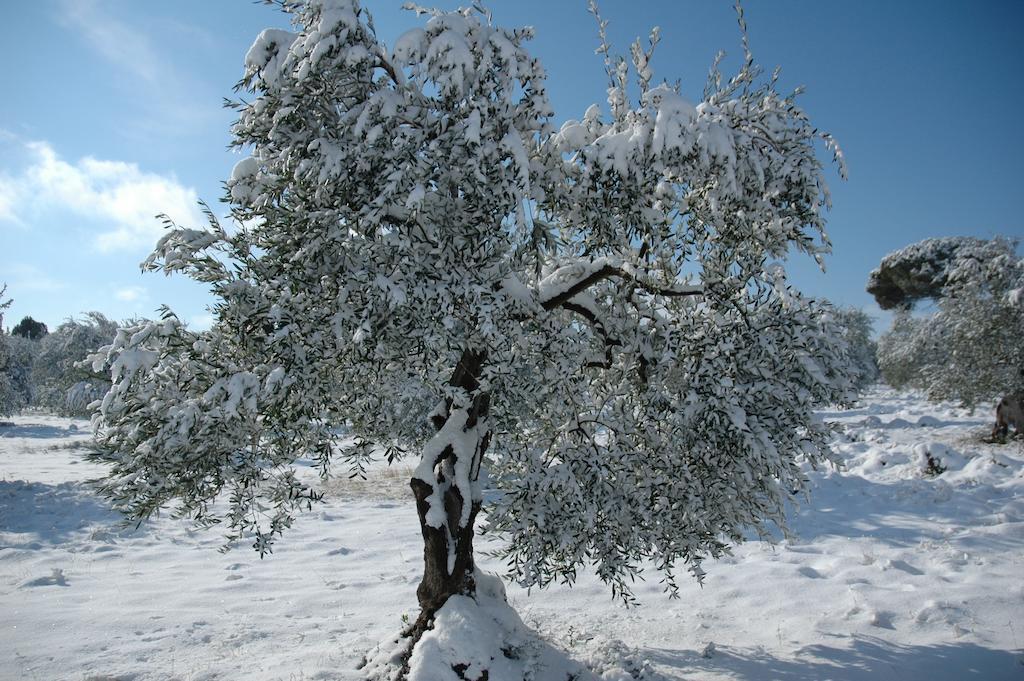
[539,259,703,311]
[562,299,620,369]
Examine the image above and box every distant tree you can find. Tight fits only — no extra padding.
[875,310,936,391]
[869,236,1024,406]
[0,284,24,417]
[2,335,38,410]
[12,316,48,341]
[33,312,120,416]
[87,1,851,675]
[831,307,878,391]
[867,237,986,309]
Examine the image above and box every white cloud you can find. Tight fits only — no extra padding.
[56,0,216,135]
[4,264,65,293]
[1,140,205,252]
[0,173,19,224]
[189,313,215,331]
[114,286,148,302]
[61,0,164,86]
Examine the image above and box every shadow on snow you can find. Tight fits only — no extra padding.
[0,479,142,548]
[646,636,1023,680]
[0,421,89,440]
[781,472,1022,555]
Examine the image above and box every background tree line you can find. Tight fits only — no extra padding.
[0,290,123,417]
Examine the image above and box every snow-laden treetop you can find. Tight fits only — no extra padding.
[868,236,1022,310]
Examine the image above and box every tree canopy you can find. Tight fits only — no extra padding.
[866,237,996,310]
[12,316,48,341]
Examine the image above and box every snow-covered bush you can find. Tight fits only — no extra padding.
[1,335,39,411]
[0,286,10,415]
[830,307,878,391]
[33,312,120,416]
[870,236,1023,406]
[875,310,934,391]
[0,286,35,416]
[88,1,851,674]
[1,284,30,413]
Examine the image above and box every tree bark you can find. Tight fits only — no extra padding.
[406,349,490,643]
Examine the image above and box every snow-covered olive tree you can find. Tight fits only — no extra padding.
[869,236,1023,407]
[0,288,40,416]
[1,334,38,412]
[88,0,851,673]
[875,309,934,392]
[34,312,120,416]
[0,285,29,417]
[830,307,877,392]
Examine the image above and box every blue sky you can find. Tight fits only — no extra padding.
[2,0,1022,334]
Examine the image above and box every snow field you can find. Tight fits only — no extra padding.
[1,388,1023,680]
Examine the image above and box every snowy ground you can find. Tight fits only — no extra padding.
[1,387,1022,680]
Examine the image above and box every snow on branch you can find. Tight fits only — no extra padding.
[538,257,703,311]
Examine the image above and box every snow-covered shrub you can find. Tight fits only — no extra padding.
[88,0,851,674]
[0,287,11,415]
[876,310,934,391]
[831,307,878,392]
[1,335,38,411]
[0,287,38,416]
[870,236,1024,406]
[33,312,120,416]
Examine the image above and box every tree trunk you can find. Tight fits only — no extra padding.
[406,349,491,644]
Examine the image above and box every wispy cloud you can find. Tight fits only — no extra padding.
[189,313,215,331]
[0,131,22,223]
[56,0,218,135]
[114,285,148,302]
[0,138,205,252]
[4,264,66,293]
[0,181,18,224]
[61,0,165,85]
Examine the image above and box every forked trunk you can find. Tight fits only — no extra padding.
[406,350,491,644]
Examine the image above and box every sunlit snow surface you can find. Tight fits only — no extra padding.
[1,387,1022,680]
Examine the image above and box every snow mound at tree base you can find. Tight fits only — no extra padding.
[360,570,665,681]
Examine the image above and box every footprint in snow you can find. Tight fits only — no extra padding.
[884,559,923,575]
[915,601,969,628]
[327,547,353,556]
[797,566,825,579]
[870,610,896,629]
[784,544,823,555]
[22,568,69,587]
